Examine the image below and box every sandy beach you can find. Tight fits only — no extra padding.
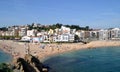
[0,40,120,61]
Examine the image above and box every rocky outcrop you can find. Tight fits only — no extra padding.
[13,54,48,72]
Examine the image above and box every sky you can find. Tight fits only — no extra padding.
[0,0,120,29]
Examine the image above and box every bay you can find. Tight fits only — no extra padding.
[44,46,120,72]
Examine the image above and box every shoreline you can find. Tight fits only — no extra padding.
[0,40,120,62]
[40,41,120,62]
[0,49,13,63]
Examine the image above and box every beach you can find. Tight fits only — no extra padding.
[0,40,120,61]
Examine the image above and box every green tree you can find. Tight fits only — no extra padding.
[85,26,89,31]
[0,27,8,31]
[0,63,13,72]
[28,25,33,30]
[56,23,62,28]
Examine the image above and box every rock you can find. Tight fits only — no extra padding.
[12,54,48,72]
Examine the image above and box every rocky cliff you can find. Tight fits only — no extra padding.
[13,54,48,72]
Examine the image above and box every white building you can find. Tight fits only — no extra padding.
[61,26,70,34]
[53,34,75,42]
[111,28,120,40]
[99,29,108,40]
[53,34,69,42]
[70,29,76,34]
[27,29,37,37]
[80,31,85,40]
[43,35,50,42]
[69,34,75,42]
[19,28,27,37]
[89,30,99,40]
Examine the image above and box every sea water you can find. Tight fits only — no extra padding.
[0,50,12,63]
[44,46,120,72]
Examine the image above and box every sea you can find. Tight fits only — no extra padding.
[44,46,120,72]
[0,50,12,63]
